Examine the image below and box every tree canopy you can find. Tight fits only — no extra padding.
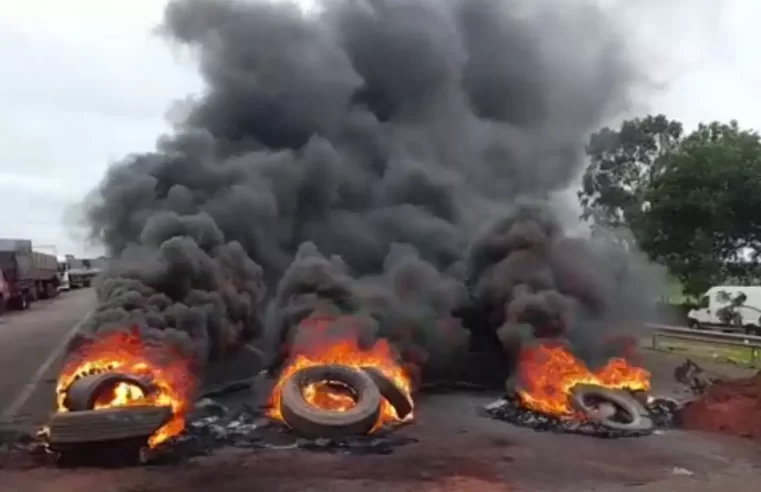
[580,116,761,297]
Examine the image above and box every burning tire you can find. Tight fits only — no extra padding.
[48,405,173,445]
[63,373,154,412]
[361,366,413,420]
[280,364,382,438]
[570,384,653,432]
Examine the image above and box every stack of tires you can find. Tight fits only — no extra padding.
[278,365,413,437]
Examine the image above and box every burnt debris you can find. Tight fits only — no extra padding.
[484,394,680,438]
[154,397,416,462]
[15,395,415,468]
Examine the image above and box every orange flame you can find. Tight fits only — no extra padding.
[517,343,650,416]
[269,314,413,429]
[55,328,196,448]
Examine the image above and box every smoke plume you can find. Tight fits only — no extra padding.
[80,0,664,383]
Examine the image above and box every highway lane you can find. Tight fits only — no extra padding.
[0,288,94,429]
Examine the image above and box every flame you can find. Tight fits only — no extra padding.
[303,380,358,412]
[92,381,147,409]
[517,343,650,416]
[269,314,413,429]
[55,328,195,448]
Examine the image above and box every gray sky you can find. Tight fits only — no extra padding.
[0,0,758,257]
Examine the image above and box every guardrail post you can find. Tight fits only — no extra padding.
[651,332,658,350]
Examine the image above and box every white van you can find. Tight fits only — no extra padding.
[687,285,761,335]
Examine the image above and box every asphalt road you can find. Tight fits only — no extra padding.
[0,296,760,491]
[4,384,761,492]
[0,288,94,428]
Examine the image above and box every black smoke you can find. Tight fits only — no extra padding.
[80,0,664,383]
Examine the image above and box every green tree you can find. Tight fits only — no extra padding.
[639,121,761,296]
[579,114,683,241]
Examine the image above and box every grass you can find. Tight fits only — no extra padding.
[647,338,760,368]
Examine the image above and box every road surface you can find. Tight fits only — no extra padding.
[0,297,760,491]
[0,288,94,428]
[3,385,761,492]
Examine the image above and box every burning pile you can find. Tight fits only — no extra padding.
[268,314,414,437]
[486,343,671,437]
[48,329,195,452]
[517,344,650,415]
[59,0,673,452]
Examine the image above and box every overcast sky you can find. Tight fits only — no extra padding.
[0,0,758,257]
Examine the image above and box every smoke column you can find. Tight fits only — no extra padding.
[80,0,665,382]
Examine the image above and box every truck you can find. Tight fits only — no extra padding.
[687,285,761,335]
[58,255,102,289]
[0,238,60,310]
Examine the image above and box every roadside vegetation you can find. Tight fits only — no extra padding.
[580,115,761,322]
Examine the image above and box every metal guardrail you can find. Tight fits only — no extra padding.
[647,324,761,368]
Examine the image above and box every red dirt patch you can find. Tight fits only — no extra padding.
[680,371,761,439]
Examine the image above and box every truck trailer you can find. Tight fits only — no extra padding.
[0,238,59,310]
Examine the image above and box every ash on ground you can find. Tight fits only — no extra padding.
[154,398,416,462]
[483,395,680,438]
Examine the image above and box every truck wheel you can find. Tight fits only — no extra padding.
[687,319,701,330]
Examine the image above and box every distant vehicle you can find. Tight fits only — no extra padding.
[58,255,101,289]
[0,238,60,310]
[58,271,70,292]
[687,285,761,335]
[0,268,9,314]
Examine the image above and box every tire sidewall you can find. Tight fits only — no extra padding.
[570,384,653,432]
[361,366,413,419]
[280,365,382,437]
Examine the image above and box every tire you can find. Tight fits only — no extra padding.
[570,384,653,432]
[280,364,382,438]
[687,319,701,330]
[62,373,154,411]
[47,406,172,445]
[361,366,413,419]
